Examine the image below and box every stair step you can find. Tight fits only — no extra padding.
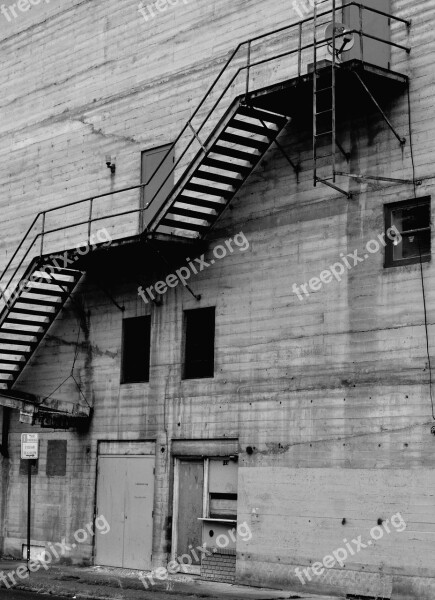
[193,170,241,186]
[169,207,218,220]
[201,157,251,175]
[160,218,211,233]
[15,297,63,307]
[228,118,272,137]
[237,105,287,127]
[176,195,226,211]
[0,347,29,355]
[33,270,77,283]
[0,337,35,346]
[24,286,67,296]
[0,365,20,372]
[0,327,40,336]
[49,268,82,277]
[210,145,257,162]
[183,183,233,199]
[3,317,49,326]
[0,357,25,365]
[10,307,55,317]
[219,132,269,150]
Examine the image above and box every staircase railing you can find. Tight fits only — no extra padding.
[0,2,410,305]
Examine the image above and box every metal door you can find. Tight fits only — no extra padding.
[174,459,204,572]
[140,144,174,230]
[95,456,154,569]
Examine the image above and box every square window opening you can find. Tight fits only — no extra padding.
[384,197,431,267]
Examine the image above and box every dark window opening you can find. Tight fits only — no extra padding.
[121,316,151,384]
[46,440,67,477]
[184,307,215,379]
[385,197,431,267]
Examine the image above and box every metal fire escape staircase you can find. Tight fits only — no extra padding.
[0,2,411,402]
[149,102,290,237]
[0,261,83,391]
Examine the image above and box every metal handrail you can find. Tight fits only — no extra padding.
[0,2,411,301]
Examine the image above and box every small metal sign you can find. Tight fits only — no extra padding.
[21,433,39,460]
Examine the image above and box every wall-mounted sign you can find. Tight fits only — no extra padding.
[21,433,39,460]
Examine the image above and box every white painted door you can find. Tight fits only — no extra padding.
[95,456,154,569]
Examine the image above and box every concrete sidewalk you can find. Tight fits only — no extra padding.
[0,560,344,600]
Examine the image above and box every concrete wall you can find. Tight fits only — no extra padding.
[1,0,435,598]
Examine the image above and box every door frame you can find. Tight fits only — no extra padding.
[171,457,209,574]
[94,443,156,569]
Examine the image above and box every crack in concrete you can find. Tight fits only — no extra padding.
[76,115,140,145]
[45,334,118,360]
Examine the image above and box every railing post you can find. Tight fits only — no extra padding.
[359,4,364,63]
[245,41,251,102]
[298,22,302,78]
[40,212,46,258]
[88,198,93,245]
[140,184,145,231]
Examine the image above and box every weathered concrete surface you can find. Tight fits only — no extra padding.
[0,562,342,600]
[1,0,435,598]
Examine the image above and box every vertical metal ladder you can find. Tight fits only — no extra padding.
[313,0,338,187]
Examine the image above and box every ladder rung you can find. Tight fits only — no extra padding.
[315,87,333,93]
[315,131,333,137]
[316,109,333,116]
